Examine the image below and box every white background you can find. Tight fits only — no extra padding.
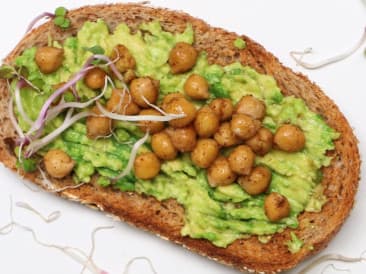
[0,0,365,273]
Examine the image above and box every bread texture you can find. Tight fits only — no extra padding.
[0,3,360,273]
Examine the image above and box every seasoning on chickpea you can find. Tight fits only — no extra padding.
[35,46,64,74]
[264,192,291,222]
[238,166,272,195]
[86,106,112,139]
[165,126,197,152]
[274,124,305,152]
[235,95,266,120]
[246,127,273,156]
[209,98,234,121]
[191,139,219,168]
[151,132,177,160]
[184,74,209,100]
[207,156,237,187]
[130,77,159,108]
[228,145,255,175]
[134,152,161,180]
[84,67,107,90]
[169,42,198,74]
[214,122,242,147]
[230,113,261,140]
[163,97,197,128]
[44,149,74,179]
[106,88,140,115]
[110,44,136,73]
[137,109,165,134]
[194,107,220,138]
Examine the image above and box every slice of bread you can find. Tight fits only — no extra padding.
[0,3,360,273]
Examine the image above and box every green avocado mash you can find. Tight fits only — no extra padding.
[12,20,339,248]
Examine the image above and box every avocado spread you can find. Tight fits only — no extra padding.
[12,20,339,248]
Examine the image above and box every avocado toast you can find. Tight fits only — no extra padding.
[0,3,360,273]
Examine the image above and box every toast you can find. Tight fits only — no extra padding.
[0,3,360,273]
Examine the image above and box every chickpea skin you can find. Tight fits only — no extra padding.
[169,42,198,74]
[214,122,242,147]
[44,149,74,179]
[194,107,220,138]
[151,132,177,160]
[207,156,237,187]
[235,95,266,120]
[134,152,161,180]
[209,98,234,121]
[274,124,305,152]
[84,67,107,90]
[238,166,272,195]
[230,113,261,140]
[106,88,140,115]
[228,145,255,175]
[86,106,112,139]
[191,139,220,168]
[110,44,136,73]
[137,109,165,134]
[35,46,64,74]
[246,127,273,156]
[163,97,197,128]
[264,192,291,222]
[165,126,197,152]
[184,74,209,100]
[130,77,159,108]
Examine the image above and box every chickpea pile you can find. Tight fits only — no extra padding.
[38,42,306,223]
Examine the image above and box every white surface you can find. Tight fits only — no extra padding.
[0,0,365,273]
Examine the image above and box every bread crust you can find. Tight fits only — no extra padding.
[0,3,360,273]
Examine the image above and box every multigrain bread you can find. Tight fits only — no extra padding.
[0,3,360,273]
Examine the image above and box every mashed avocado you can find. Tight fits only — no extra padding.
[13,20,339,248]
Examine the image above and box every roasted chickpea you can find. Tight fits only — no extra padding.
[123,69,136,84]
[84,67,107,90]
[169,42,198,74]
[35,46,64,74]
[235,95,266,120]
[207,156,237,187]
[110,44,136,73]
[44,149,74,179]
[209,98,234,121]
[246,127,273,156]
[238,166,272,195]
[137,109,165,134]
[264,192,291,222]
[161,93,185,109]
[214,122,242,147]
[228,145,255,175]
[106,88,140,115]
[165,126,197,152]
[151,132,177,160]
[86,106,112,139]
[191,139,219,168]
[130,77,159,108]
[163,97,197,128]
[230,114,261,140]
[194,107,220,138]
[134,152,161,180]
[184,74,209,100]
[274,124,305,152]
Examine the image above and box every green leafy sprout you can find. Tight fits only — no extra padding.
[53,7,70,29]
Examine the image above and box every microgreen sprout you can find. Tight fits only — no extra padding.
[53,7,71,29]
[290,26,366,69]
